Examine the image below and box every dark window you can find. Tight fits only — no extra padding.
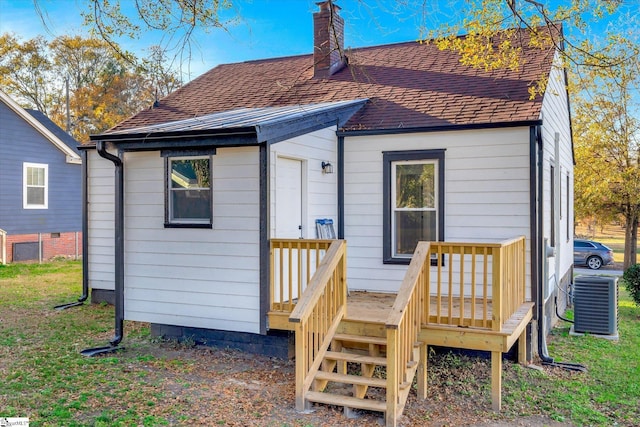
[566,174,570,241]
[165,156,213,228]
[383,149,445,264]
[575,241,595,249]
[550,165,555,247]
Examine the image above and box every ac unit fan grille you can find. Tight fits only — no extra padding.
[573,276,618,335]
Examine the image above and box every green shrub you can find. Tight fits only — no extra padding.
[623,263,640,307]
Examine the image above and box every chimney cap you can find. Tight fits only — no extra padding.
[316,1,341,12]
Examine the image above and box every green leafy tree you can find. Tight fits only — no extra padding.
[23,0,639,258]
[0,34,57,114]
[572,41,640,269]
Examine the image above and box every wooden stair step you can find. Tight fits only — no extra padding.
[306,391,387,413]
[324,351,387,366]
[333,333,387,346]
[315,371,387,388]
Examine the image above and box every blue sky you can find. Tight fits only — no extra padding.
[0,0,439,78]
[1,0,637,80]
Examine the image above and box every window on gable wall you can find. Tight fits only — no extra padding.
[567,174,570,241]
[23,162,48,209]
[383,149,445,264]
[165,156,213,228]
[550,164,555,248]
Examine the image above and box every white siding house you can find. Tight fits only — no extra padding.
[538,54,575,328]
[87,150,115,295]
[343,127,533,294]
[82,4,573,361]
[270,126,338,239]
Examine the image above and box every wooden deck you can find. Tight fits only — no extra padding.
[347,291,495,324]
[274,290,532,353]
[270,237,533,427]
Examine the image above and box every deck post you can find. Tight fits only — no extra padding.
[417,343,427,399]
[492,247,503,331]
[294,322,308,412]
[491,351,502,411]
[386,329,398,427]
[517,328,527,365]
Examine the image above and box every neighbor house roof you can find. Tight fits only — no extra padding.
[106,28,556,136]
[0,90,82,164]
[25,109,81,155]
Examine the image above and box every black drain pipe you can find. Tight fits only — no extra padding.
[81,141,124,356]
[55,150,89,310]
[533,126,554,365]
[533,126,585,373]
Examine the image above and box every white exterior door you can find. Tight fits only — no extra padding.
[275,157,303,238]
[273,157,304,305]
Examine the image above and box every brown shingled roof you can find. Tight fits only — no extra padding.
[113,29,556,133]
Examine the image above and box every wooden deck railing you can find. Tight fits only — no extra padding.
[495,236,527,331]
[423,236,527,331]
[385,241,430,425]
[270,239,334,313]
[289,240,348,411]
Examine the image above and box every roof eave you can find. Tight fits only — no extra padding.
[337,119,544,136]
[90,126,257,143]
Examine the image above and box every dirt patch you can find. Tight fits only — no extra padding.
[116,339,574,427]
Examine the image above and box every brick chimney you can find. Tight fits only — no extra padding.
[313,1,345,78]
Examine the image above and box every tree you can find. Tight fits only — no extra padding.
[0,34,57,115]
[77,0,235,67]
[25,0,639,259]
[0,34,181,143]
[424,1,639,68]
[572,41,640,269]
[139,45,183,101]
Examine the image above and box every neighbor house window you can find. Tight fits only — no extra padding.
[383,149,445,264]
[165,156,212,227]
[23,162,48,209]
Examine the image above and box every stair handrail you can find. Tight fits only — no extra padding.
[289,239,348,411]
[385,241,430,425]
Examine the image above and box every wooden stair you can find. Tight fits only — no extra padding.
[304,329,421,422]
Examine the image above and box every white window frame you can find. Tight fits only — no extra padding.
[391,159,439,259]
[23,162,48,209]
[166,155,213,227]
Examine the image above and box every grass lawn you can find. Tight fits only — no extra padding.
[1,260,639,426]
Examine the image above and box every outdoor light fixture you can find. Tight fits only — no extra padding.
[322,161,334,174]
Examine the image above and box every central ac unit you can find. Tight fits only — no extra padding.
[572,275,618,335]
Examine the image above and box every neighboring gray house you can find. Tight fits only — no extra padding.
[0,89,82,263]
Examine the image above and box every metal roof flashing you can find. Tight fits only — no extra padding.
[91,99,368,148]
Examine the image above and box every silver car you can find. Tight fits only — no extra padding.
[573,239,614,270]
